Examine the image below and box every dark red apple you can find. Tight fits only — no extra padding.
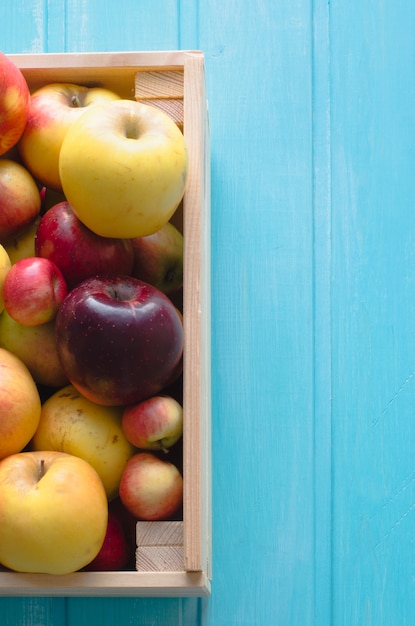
[83,503,131,571]
[35,201,134,287]
[55,275,184,406]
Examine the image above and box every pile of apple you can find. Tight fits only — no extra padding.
[0,52,188,574]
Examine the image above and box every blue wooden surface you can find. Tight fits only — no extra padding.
[2,0,415,624]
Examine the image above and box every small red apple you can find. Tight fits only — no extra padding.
[119,452,183,521]
[122,395,183,452]
[0,53,30,157]
[3,256,68,326]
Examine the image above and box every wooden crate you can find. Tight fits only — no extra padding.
[0,51,211,597]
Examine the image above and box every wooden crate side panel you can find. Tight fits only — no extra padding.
[182,51,211,574]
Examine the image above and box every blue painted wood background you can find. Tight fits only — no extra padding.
[2,0,415,624]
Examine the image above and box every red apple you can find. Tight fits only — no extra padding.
[18,83,121,190]
[119,452,183,521]
[55,275,184,406]
[0,53,30,157]
[0,159,41,244]
[131,221,184,295]
[3,257,67,326]
[83,503,131,571]
[35,201,134,288]
[122,395,183,452]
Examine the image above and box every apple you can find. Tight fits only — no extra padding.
[0,309,68,387]
[3,256,68,326]
[35,201,134,288]
[119,452,183,520]
[122,395,183,452]
[0,450,108,574]
[131,221,184,295]
[0,347,41,460]
[83,502,131,571]
[0,159,41,244]
[31,384,136,500]
[59,99,188,239]
[55,275,184,406]
[0,243,11,312]
[18,83,121,191]
[3,216,39,264]
[0,53,30,156]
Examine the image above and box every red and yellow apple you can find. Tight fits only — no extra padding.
[119,452,183,520]
[131,221,184,295]
[0,450,108,574]
[0,347,41,460]
[0,53,30,156]
[18,83,121,190]
[35,201,134,288]
[3,256,68,326]
[0,159,41,243]
[31,384,136,500]
[59,99,188,238]
[122,395,183,452]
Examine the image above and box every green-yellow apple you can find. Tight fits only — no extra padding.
[122,395,183,452]
[0,309,68,387]
[0,347,41,460]
[119,452,183,520]
[4,216,39,264]
[0,243,11,312]
[0,53,30,156]
[131,221,184,295]
[18,83,121,190]
[0,450,108,574]
[59,99,188,239]
[31,384,136,500]
[0,159,41,244]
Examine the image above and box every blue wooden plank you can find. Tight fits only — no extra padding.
[330,1,415,623]
[198,2,319,624]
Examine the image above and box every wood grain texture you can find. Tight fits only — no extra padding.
[2,0,415,624]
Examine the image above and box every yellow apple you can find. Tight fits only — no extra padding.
[59,99,188,238]
[18,83,121,190]
[4,216,39,264]
[31,384,136,500]
[0,244,11,311]
[0,347,41,460]
[0,450,108,574]
[0,309,68,387]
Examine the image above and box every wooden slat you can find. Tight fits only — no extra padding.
[182,51,211,574]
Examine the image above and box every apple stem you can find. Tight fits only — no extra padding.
[38,458,45,481]
[71,95,82,108]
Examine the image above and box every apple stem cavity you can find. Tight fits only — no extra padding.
[38,458,46,481]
